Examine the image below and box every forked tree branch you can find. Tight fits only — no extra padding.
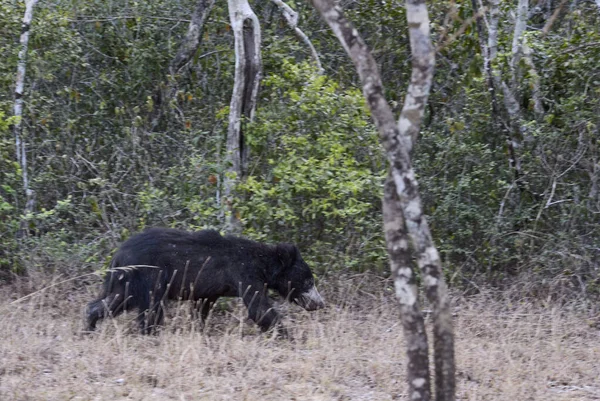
[309,1,455,400]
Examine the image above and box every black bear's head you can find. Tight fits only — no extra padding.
[273,243,325,311]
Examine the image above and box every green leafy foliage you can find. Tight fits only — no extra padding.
[0,111,21,275]
[238,62,387,273]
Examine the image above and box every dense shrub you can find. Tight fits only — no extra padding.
[238,62,387,273]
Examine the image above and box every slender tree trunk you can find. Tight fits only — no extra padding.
[522,43,544,121]
[471,0,500,124]
[511,0,529,80]
[506,0,529,128]
[399,3,454,397]
[383,174,431,400]
[270,0,323,73]
[488,0,499,61]
[488,0,523,179]
[170,0,216,77]
[148,0,215,132]
[514,0,543,122]
[13,0,39,234]
[224,0,262,233]
[309,1,455,400]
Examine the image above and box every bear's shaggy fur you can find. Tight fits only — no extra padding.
[86,228,324,334]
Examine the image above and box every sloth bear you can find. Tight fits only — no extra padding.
[86,228,324,334]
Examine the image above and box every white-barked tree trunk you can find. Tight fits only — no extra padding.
[309,0,455,399]
[13,0,39,233]
[224,0,263,233]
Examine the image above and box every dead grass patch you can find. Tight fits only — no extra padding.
[0,274,598,400]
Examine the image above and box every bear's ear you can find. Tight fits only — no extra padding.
[276,243,298,267]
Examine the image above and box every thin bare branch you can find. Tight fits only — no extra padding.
[68,15,193,23]
[271,0,323,72]
[542,0,568,36]
[170,0,216,76]
[148,0,216,132]
[436,7,487,52]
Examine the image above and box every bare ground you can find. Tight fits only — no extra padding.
[0,274,599,400]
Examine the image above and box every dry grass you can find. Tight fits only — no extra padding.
[0,274,599,400]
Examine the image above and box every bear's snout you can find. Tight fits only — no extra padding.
[296,286,325,311]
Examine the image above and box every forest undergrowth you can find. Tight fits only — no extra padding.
[1,272,598,400]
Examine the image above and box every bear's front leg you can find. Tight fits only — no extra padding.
[241,284,283,333]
